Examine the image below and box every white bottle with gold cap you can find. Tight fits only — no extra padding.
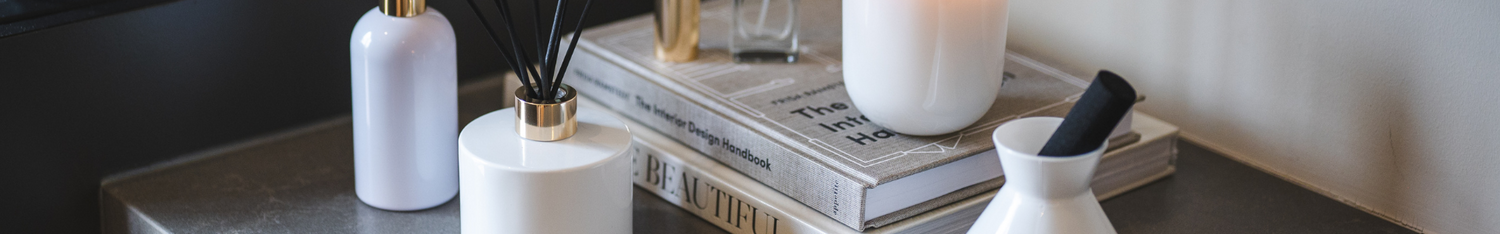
[350,0,457,211]
[459,85,633,233]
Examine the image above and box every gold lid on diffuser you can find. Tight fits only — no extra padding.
[515,85,578,141]
[380,0,426,17]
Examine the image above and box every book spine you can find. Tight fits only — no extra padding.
[631,136,837,234]
[568,44,867,228]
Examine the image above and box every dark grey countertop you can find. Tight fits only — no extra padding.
[100,77,1416,234]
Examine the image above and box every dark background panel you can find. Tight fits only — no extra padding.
[0,0,651,232]
[0,0,111,24]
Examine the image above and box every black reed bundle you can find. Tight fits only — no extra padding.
[464,0,596,101]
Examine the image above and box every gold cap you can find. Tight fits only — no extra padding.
[380,0,426,17]
[515,85,578,141]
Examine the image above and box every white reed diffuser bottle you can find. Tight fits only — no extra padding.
[456,0,630,232]
[843,0,1009,136]
[349,0,458,211]
[459,85,634,233]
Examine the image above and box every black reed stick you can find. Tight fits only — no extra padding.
[466,0,600,101]
[492,0,544,96]
[542,0,570,98]
[463,0,537,95]
[549,0,594,96]
[530,0,551,96]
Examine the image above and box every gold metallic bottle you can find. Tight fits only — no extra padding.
[653,0,700,62]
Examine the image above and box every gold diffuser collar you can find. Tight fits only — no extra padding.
[381,0,426,17]
[515,85,578,141]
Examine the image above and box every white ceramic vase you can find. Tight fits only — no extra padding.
[842,0,1009,136]
[968,117,1116,234]
[350,5,458,211]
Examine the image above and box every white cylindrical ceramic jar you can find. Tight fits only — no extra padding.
[349,1,458,211]
[459,86,633,234]
[842,0,1009,136]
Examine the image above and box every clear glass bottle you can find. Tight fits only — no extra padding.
[731,0,799,63]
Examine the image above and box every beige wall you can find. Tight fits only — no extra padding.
[1004,0,1500,232]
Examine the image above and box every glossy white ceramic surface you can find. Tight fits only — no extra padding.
[350,6,458,211]
[842,0,1009,136]
[458,107,633,234]
[968,117,1116,234]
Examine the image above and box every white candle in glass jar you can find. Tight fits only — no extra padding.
[843,0,1008,136]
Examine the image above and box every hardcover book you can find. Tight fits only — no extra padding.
[563,0,1161,230]
[588,98,1180,234]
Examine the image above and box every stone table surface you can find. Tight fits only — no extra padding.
[100,78,1416,233]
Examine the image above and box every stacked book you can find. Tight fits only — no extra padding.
[559,0,1179,233]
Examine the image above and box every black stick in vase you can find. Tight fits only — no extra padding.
[464,0,597,101]
[462,0,535,95]
[1038,70,1138,157]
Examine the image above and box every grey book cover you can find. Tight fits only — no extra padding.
[564,0,1107,229]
